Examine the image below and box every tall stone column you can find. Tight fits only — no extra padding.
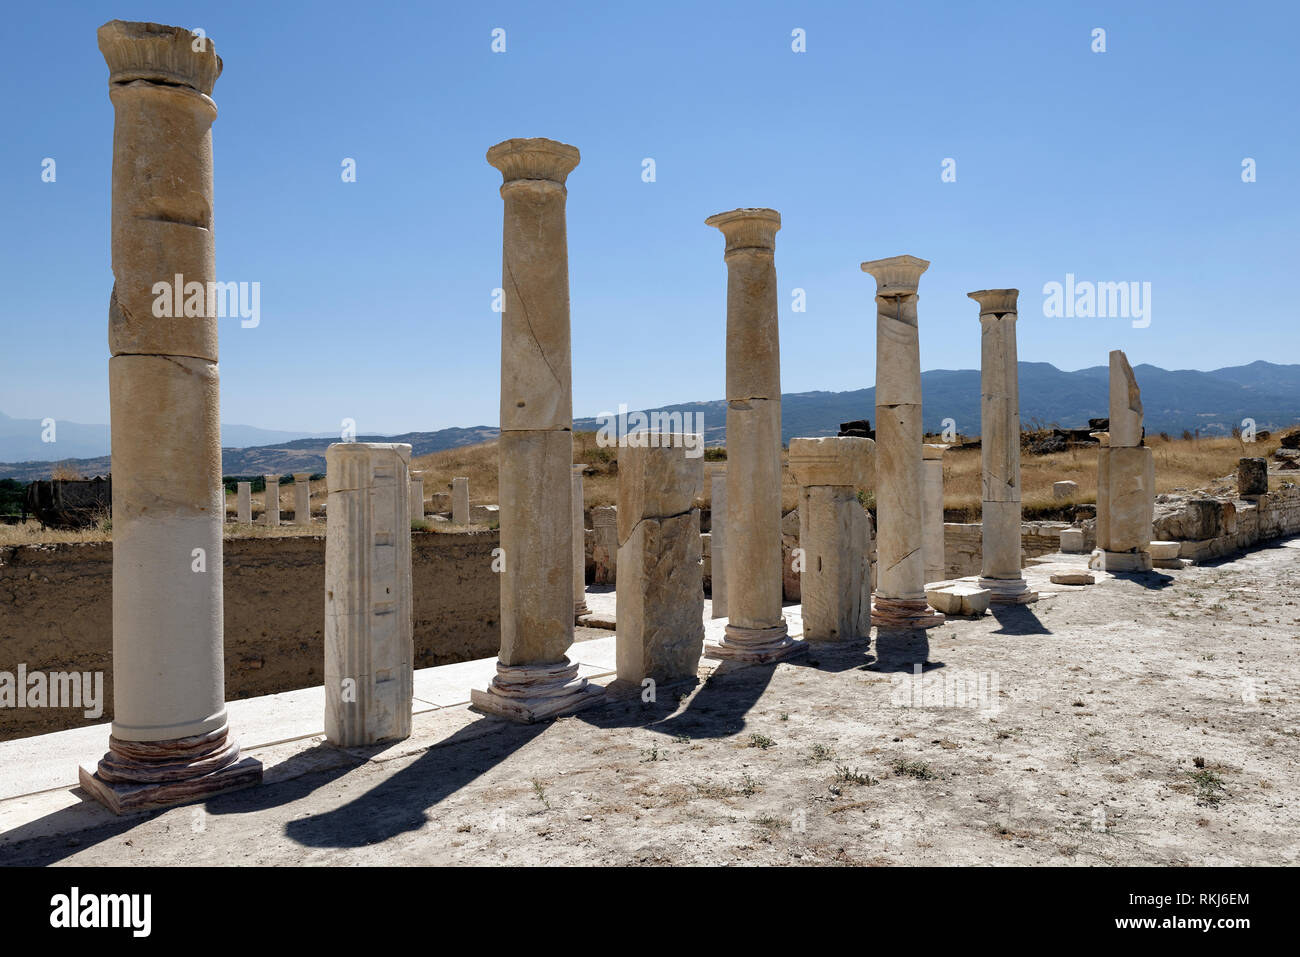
[921,443,948,586]
[80,20,260,813]
[592,505,618,584]
[293,473,312,526]
[969,289,1037,602]
[571,465,590,620]
[863,255,945,629]
[324,443,413,746]
[1095,350,1154,572]
[471,137,603,722]
[615,442,705,682]
[452,476,470,525]
[236,481,252,523]
[789,437,874,640]
[709,466,727,618]
[263,475,280,527]
[704,208,802,663]
[409,470,424,521]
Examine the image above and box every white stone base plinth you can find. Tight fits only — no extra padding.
[705,621,805,664]
[978,577,1040,604]
[470,659,604,723]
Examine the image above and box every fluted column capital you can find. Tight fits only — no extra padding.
[487,137,580,194]
[861,255,929,298]
[969,288,1020,318]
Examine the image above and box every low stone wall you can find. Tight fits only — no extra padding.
[1154,486,1300,561]
[941,522,1075,580]
[0,529,500,742]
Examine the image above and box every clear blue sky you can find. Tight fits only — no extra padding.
[2,0,1295,435]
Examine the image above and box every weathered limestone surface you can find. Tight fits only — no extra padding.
[80,20,260,814]
[704,209,801,662]
[324,443,413,747]
[922,443,947,586]
[592,505,618,584]
[263,475,280,527]
[1095,351,1154,570]
[236,481,251,523]
[789,436,873,640]
[1238,457,1268,497]
[865,256,944,629]
[970,288,1036,604]
[616,444,704,683]
[571,466,589,619]
[452,476,469,525]
[709,468,727,618]
[1053,480,1079,499]
[293,473,311,526]
[925,582,991,617]
[409,471,424,521]
[472,137,601,722]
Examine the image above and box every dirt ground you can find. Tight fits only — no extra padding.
[4,540,1298,866]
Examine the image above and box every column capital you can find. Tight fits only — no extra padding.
[968,288,1020,316]
[487,137,580,188]
[293,472,311,482]
[860,255,929,296]
[789,435,874,488]
[98,20,222,94]
[262,473,279,483]
[571,463,587,475]
[922,443,950,460]
[705,207,781,256]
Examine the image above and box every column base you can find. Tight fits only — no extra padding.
[470,658,605,724]
[978,577,1039,604]
[871,597,946,629]
[1093,550,1153,573]
[704,621,805,664]
[574,600,590,622]
[78,726,262,815]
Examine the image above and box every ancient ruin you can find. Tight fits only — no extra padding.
[293,473,312,526]
[470,137,603,722]
[323,443,413,747]
[863,256,945,629]
[263,474,280,527]
[615,442,704,683]
[921,443,948,586]
[78,20,261,813]
[410,470,424,521]
[971,289,1036,603]
[1093,350,1155,572]
[703,208,802,662]
[236,481,252,523]
[452,476,469,525]
[571,465,589,620]
[789,436,873,640]
[709,466,727,618]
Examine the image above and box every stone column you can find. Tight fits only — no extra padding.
[324,443,413,746]
[709,466,727,618]
[970,289,1037,602]
[293,473,312,526]
[471,137,602,722]
[263,475,280,527]
[592,505,619,583]
[1094,350,1154,572]
[80,20,260,813]
[703,208,802,663]
[789,437,874,640]
[452,476,470,525]
[921,443,948,586]
[616,441,705,682]
[409,470,424,521]
[571,465,590,620]
[863,255,945,629]
[236,481,251,523]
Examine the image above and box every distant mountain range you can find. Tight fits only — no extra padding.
[2,360,1297,481]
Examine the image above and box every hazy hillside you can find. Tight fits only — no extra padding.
[4,361,1298,480]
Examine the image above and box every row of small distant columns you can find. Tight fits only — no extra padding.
[229,473,473,526]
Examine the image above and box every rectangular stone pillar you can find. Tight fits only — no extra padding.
[864,255,944,629]
[572,466,589,619]
[616,441,705,683]
[452,476,470,525]
[709,467,727,618]
[263,474,280,527]
[409,470,424,521]
[236,481,251,524]
[1094,350,1154,572]
[592,505,619,583]
[921,444,947,586]
[790,437,874,640]
[293,473,312,526]
[324,443,413,746]
[472,137,602,722]
[704,207,801,662]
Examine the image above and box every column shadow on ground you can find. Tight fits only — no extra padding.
[863,627,945,673]
[1109,570,1175,590]
[988,603,1052,635]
